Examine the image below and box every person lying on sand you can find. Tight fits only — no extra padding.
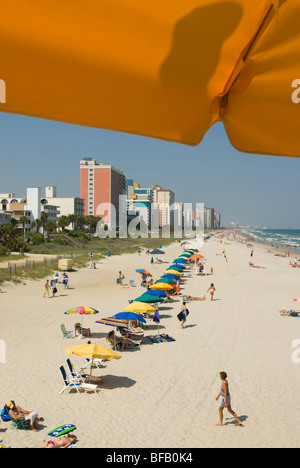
[279,309,300,317]
[29,434,77,448]
[183,295,206,301]
[249,262,266,268]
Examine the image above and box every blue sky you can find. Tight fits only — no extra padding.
[0,112,300,228]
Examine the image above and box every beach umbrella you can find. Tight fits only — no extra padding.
[168,266,185,272]
[64,306,99,316]
[173,258,188,264]
[96,318,129,328]
[163,270,181,276]
[142,290,167,298]
[64,306,99,327]
[133,294,165,304]
[156,278,177,285]
[113,312,147,323]
[135,269,151,275]
[149,283,173,291]
[190,254,205,260]
[160,274,180,281]
[3,2,300,157]
[124,302,155,314]
[150,249,165,255]
[65,343,121,380]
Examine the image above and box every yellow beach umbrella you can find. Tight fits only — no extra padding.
[1,2,300,157]
[163,270,181,276]
[65,343,121,380]
[149,283,173,291]
[65,343,121,360]
[124,302,155,314]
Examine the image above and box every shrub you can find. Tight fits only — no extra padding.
[31,233,45,245]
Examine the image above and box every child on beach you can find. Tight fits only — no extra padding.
[207,283,216,301]
[215,372,243,427]
[43,279,50,298]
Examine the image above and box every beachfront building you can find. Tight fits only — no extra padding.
[127,182,153,228]
[214,212,221,229]
[41,186,84,220]
[152,183,175,228]
[204,207,215,229]
[80,158,126,228]
[0,211,12,226]
[0,193,23,210]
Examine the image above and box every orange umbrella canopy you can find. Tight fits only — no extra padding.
[1,1,300,156]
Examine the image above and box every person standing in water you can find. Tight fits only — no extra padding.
[215,372,243,427]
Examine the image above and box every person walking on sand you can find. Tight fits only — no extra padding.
[180,302,188,329]
[50,279,58,297]
[207,283,216,301]
[215,372,243,427]
[43,279,50,298]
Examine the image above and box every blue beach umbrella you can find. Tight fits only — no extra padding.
[150,249,165,255]
[160,274,180,281]
[113,312,147,323]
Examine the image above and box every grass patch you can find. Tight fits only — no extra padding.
[0,236,178,285]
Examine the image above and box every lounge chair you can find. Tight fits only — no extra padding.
[66,359,87,382]
[83,357,106,370]
[107,334,142,350]
[58,366,98,394]
[61,324,74,339]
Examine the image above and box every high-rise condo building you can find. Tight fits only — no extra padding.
[80,158,126,227]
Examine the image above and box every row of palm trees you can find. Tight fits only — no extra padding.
[19,213,101,236]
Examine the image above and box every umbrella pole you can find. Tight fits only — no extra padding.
[89,356,94,384]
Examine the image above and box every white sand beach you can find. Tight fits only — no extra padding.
[1,234,300,448]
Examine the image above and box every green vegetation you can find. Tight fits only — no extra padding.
[0,214,178,285]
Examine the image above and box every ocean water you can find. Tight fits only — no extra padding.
[245,229,300,253]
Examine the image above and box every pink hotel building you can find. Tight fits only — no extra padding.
[80,158,127,227]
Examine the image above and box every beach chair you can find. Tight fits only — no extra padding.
[58,366,98,394]
[129,280,136,287]
[83,357,106,370]
[1,402,31,430]
[66,359,87,382]
[61,324,74,339]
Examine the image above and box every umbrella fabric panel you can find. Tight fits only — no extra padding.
[224,0,300,157]
[96,318,129,328]
[113,312,147,323]
[65,343,121,360]
[0,0,281,150]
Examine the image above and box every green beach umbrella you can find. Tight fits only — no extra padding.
[134,294,165,304]
[156,278,176,285]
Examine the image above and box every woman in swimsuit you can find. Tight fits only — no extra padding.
[29,434,77,448]
[207,283,216,302]
[215,372,242,427]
